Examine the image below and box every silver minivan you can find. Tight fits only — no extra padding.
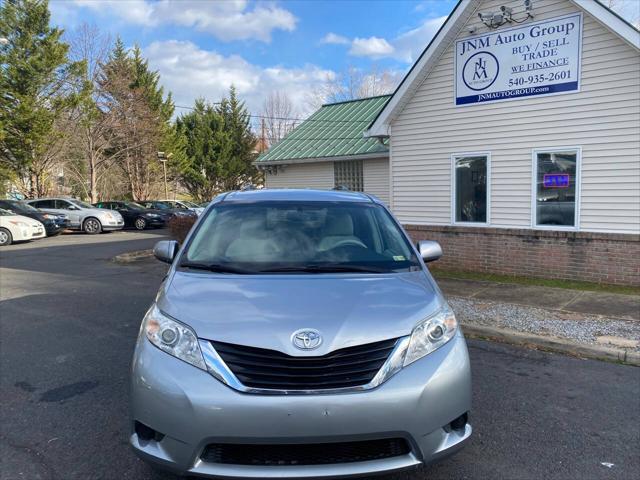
[130,189,472,478]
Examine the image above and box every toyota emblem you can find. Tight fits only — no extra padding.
[291,329,322,350]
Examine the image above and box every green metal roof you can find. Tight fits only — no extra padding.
[256,95,391,164]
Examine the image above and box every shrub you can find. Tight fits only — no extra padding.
[167,215,197,244]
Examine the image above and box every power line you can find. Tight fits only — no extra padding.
[173,104,371,124]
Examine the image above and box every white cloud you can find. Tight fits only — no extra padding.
[349,37,395,58]
[70,0,297,42]
[320,33,350,45]
[144,40,335,117]
[393,16,447,63]
[323,15,447,63]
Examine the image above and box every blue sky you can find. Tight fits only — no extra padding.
[49,0,457,115]
[49,0,637,117]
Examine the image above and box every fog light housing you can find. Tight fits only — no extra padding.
[134,421,164,442]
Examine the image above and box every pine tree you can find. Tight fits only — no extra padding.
[176,87,261,201]
[0,0,84,197]
[99,40,179,200]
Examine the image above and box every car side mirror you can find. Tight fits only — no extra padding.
[417,240,443,263]
[153,240,179,264]
[68,205,80,211]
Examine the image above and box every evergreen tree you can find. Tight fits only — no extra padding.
[0,0,84,197]
[177,86,260,200]
[99,40,180,200]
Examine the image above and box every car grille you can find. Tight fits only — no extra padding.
[211,338,398,391]
[200,438,410,466]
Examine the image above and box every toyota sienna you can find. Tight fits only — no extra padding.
[130,189,472,478]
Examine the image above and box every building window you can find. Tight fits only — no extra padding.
[334,160,363,191]
[452,153,489,224]
[533,148,580,229]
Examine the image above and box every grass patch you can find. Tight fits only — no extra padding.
[430,269,640,296]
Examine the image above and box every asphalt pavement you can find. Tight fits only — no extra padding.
[1,230,638,480]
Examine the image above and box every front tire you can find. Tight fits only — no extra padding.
[134,217,147,230]
[0,228,12,246]
[83,217,102,235]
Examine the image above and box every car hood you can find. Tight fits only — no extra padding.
[158,270,442,356]
[5,214,40,225]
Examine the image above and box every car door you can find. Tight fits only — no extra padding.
[56,200,82,227]
[113,202,135,227]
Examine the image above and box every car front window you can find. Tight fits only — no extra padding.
[181,201,419,274]
[17,202,39,212]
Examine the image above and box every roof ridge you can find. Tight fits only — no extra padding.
[322,94,392,107]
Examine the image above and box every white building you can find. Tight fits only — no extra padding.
[260,0,640,286]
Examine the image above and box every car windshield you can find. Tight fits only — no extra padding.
[152,202,170,210]
[125,202,145,210]
[181,201,420,274]
[71,199,94,209]
[181,200,199,208]
[7,201,38,213]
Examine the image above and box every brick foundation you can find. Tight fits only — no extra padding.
[404,225,640,286]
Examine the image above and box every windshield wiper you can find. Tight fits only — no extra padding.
[179,261,255,274]
[258,264,390,274]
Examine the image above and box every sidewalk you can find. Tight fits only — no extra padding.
[437,276,640,365]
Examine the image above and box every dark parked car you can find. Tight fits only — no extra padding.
[0,199,69,236]
[93,201,170,230]
[139,201,198,219]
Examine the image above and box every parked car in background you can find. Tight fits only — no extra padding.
[0,199,69,236]
[158,199,204,216]
[27,198,124,234]
[93,201,170,230]
[0,208,46,246]
[131,189,471,478]
[139,201,198,219]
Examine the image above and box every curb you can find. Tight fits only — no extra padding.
[462,323,640,366]
[113,249,153,264]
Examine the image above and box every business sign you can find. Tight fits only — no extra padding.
[455,13,582,106]
[543,173,570,188]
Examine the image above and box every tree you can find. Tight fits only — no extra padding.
[176,99,231,201]
[218,86,261,190]
[99,40,178,201]
[260,91,297,148]
[176,87,260,201]
[0,0,84,198]
[64,23,115,202]
[306,65,401,110]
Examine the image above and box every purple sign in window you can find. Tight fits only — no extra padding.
[543,173,570,188]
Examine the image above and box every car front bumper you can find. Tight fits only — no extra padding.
[130,332,472,478]
[103,220,124,231]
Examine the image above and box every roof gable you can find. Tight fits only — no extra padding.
[366,0,640,137]
[256,95,390,164]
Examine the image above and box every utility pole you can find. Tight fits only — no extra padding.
[157,152,172,198]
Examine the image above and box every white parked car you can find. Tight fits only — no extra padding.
[0,209,46,246]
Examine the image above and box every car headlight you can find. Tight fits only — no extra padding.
[9,220,28,227]
[105,212,114,219]
[146,213,159,218]
[403,305,458,366]
[143,304,206,370]
[42,214,55,219]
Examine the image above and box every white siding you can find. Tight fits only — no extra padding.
[363,158,390,204]
[264,162,334,190]
[390,0,640,233]
[264,158,390,203]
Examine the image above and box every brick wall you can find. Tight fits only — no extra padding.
[404,225,640,286]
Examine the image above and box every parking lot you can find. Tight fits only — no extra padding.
[0,231,639,480]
